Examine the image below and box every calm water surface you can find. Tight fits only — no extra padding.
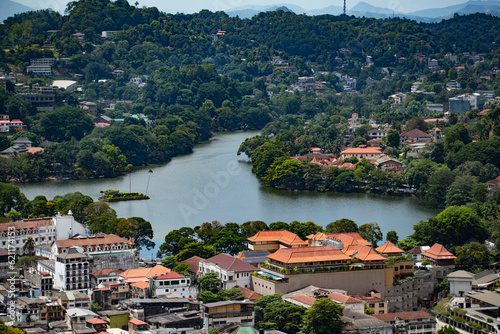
[17,131,439,256]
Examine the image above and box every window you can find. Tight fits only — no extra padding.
[379,303,384,307]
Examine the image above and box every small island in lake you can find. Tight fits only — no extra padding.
[99,189,150,202]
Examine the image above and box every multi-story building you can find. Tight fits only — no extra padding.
[202,300,255,332]
[30,58,55,66]
[57,290,91,310]
[371,311,436,334]
[0,218,54,255]
[199,253,257,289]
[89,267,122,287]
[54,247,91,291]
[25,268,53,296]
[247,230,308,252]
[15,297,45,323]
[153,271,192,298]
[52,233,137,272]
[65,308,98,331]
[26,65,52,76]
[253,245,386,296]
[0,215,86,255]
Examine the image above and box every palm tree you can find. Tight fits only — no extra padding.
[145,169,153,195]
[23,236,35,256]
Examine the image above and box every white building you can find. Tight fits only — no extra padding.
[153,271,193,298]
[54,247,91,292]
[30,58,55,66]
[0,214,87,256]
[0,218,55,255]
[198,253,257,289]
[448,270,474,297]
[27,65,52,76]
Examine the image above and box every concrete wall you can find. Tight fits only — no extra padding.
[91,252,137,272]
[252,269,385,296]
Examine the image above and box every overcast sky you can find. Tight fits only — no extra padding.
[13,0,476,14]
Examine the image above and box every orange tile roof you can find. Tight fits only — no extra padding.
[291,294,316,306]
[268,246,352,264]
[0,218,53,232]
[342,147,382,154]
[329,232,372,247]
[129,319,147,326]
[55,233,134,251]
[421,243,456,260]
[375,241,404,255]
[130,281,149,289]
[27,147,44,154]
[120,265,170,282]
[307,232,327,241]
[86,318,108,325]
[247,230,308,246]
[327,292,362,304]
[343,244,386,262]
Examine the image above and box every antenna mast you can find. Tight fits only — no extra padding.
[343,0,346,15]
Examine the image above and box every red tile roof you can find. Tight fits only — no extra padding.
[156,271,183,280]
[236,286,263,301]
[205,253,258,272]
[421,243,456,260]
[180,256,206,273]
[327,292,363,304]
[372,311,433,322]
[329,232,372,247]
[400,129,431,138]
[86,318,108,325]
[291,294,316,306]
[487,176,500,187]
[268,246,351,264]
[247,230,308,247]
[343,244,386,262]
[55,233,134,252]
[0,218,53,232]
[129,319,147,326]
[375,241,404,255]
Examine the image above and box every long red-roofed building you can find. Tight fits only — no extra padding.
[247,230,308,252]
[342,146,383,160]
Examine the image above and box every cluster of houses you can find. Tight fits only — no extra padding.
[4,212,500,334]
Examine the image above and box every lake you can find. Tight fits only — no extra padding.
[17,131,439,257]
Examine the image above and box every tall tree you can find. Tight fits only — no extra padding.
[301,298,344,334]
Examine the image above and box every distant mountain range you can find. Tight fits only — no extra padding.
[2,0,500,23]
[226,0,500,22]
[1,0,34,21]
